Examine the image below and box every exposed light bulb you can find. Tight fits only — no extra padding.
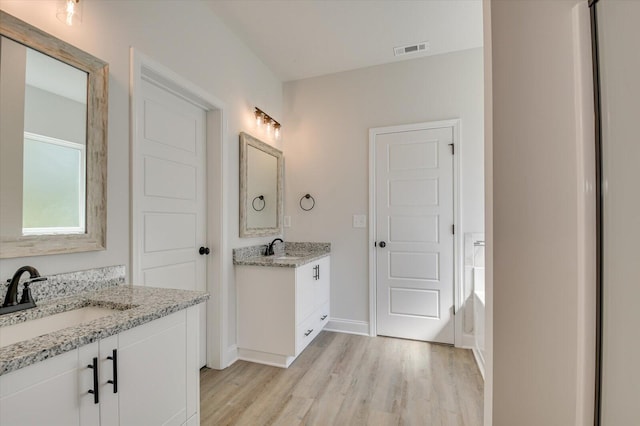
[66,0,75,25]
[266,120,273,135]
[255,112,262,127]
[274,124,281,140]
[57,0,82,26]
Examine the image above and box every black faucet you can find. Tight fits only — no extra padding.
[266,238,284,256]
[1,266,47,315]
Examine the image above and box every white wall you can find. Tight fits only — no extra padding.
[598,1,640,424]
[24,85,86,144]
[0,0,283,363]
[490,0,595,424]
[283,49,484,333]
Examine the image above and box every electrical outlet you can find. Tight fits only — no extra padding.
[284,216,291,228]
[353,214,367,228]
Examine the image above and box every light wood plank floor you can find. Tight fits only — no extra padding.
[200,331,483,426]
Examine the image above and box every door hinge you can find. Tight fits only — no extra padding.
[449,143,455,155]
[451,224,455,234]
[452,305,456,315]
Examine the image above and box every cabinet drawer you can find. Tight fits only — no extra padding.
[295,313,318,355]
[295,302,330,356]
[317,302,330,329]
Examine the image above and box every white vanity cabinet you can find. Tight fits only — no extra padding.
[237,255,330,367]
[0,305,200,426]
[0,345,91,426]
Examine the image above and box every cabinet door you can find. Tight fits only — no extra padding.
[314,257,330,308]
[295,262,316,323]
[117,310,188,426]
[0,348,91,426]
[98,335,119,426]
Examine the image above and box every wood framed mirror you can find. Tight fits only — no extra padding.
[239,132,283,238]
[0,11,108,258]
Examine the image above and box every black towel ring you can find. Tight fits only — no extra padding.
[252,195,266,211]
[299,194,315,211]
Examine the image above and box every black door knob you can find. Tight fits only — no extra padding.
[379,241,386,248]
[199,247,210,255]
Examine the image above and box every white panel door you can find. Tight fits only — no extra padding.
[134,79,207,365]
[375,126,455,343]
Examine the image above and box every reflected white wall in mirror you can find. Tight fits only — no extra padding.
[247,145,278,229]
[0,37,88,237]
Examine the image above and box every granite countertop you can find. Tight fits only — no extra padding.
[233,242,330,268]
[0,285,209,376]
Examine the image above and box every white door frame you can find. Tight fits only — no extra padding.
[130,48,229,369]
[368,119,464,347]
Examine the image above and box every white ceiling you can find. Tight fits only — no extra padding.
[205,0,483,82]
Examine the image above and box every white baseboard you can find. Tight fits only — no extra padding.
[472,347,485,380]
[460,332,476,349]
[325,318,370,336]
[224,344,238,368]
[237,348,294,368]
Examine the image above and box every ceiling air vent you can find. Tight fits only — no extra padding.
[393,41,430,57]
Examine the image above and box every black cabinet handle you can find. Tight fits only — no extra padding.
[304,329,314,337]
[87,357,99,404]
[317,265,320,280]
[321,314,328,320]
[107,349,118,393]
[199,247,210,255]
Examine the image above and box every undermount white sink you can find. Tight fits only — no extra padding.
[0,305,120,348]
[274,255,302,260]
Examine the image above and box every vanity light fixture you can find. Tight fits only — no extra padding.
[57,0,82,26]
[254,107,281,140]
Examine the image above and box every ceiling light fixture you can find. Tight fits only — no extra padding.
[254,107,281,140]
[57,0,82,26]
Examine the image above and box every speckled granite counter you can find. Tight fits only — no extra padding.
[233,242,330,268]
[0,285,208,376]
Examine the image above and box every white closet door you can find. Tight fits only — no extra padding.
[375,126,455,344]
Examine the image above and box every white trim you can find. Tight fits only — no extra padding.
[453,121,464,348]
[225,344,238,367]
[461,332,476,349]
[325,318,370,336]
[130,48,228,370]
[237,348,295,369]
[472,347,486,380]
[368,119,463,346]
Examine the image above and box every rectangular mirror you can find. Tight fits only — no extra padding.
[0,11,108,258]
[239,132,283,238]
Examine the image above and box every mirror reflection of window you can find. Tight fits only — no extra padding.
[23,47,87,235]
[22,133,86,235]
[246,145,278,229]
